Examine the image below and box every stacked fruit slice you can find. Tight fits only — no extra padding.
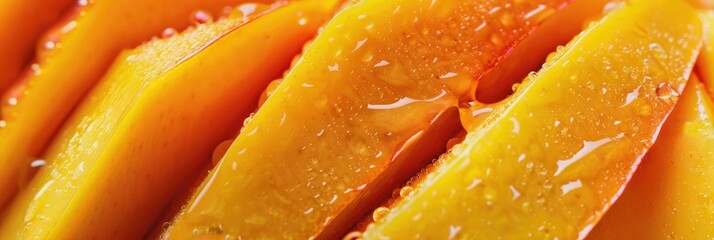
[0,0,712,239]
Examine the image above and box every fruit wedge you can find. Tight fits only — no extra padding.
[697,12,714,94]
[161,0,616,239]
[0,0,275,207]
[0,1,336,239]
[587,76,714,239]
[0,0,73,93]
[361,0,702,239]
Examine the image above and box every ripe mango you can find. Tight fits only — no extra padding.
[361,0,702,238]
[0,1,335,239]
[0,0,274,208]
[588,76,714,239]
[163,0,591,239]
[0,0,73,93]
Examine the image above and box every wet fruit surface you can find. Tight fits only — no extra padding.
[0,1,333,239]
[588,76,714,239]
[362,0,702,238]
[0,0,711,239]
[0,0,73,94]
[165,0,577,239]
[0,0,274,209]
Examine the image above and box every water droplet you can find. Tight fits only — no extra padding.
[343,231,362,240]
[353,38,367,52]
[448,225,462,239]
[30,159,46,168]
[510,117,520,134]
[192,10,213,24]
[238,3,258,16]
[374,60,390,68]
[7,97,18,106]
[510,185,521,200]
[399,186,413,197]
[555,133,624,176]
[328,63,340,72]
[466,178,482,190]
[621,87,640,107]
[439,72,459,79]
[161,28,177,38]
[0,120,6,128]
[649,43,667,61]
[655,82,679,100]
[212,140,233,165]
[561,179,583,195]
[298,18,308,26]
[372,207,390,222]
[511,83,521,92]
[367,90,447,110]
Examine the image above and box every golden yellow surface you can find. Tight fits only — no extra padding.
[697,12,714,94]
[588,77,714,239]
[0,1,333,239]
[165,0,576,239]
[362,0,702,238]
[0,0,274,208]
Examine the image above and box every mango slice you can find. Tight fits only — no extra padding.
[0,1,335,239]
[0,0,73,93]
[0,0,274,207]
[361,0,702,239]
[697,12,714,94]
[163,0,581,239]
[587,76,714,239]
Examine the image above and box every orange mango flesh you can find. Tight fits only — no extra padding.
[0,0,274,208]
[0,0,73,93]
[697,12,714,94]
[587,76,714,239]
[361,0,702,238]
[475,0,618,103]
[164,0,577,239]
[0,1,335,239]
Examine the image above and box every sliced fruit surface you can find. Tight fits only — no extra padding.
[0,0,274,208]
[587,76,714,239]
[0,0,73,93]
[361,0,702,239]
[163,0,582,239]
[0,1,335,239]
[697,12,714,94]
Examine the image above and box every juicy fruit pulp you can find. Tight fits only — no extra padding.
[588,76,714,239]
[0,0,274,208]
[697,12,714,94]
[0,0,73,94]
[164,0,578,239]
[362,0,702,238]
[0,1,335,239]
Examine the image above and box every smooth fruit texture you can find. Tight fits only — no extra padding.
[164,0,576,239]
[0,0,73,93]
[697,12,714,94]
[0,1,335,239]
[362,0,702,238]
[0,0,274,208]
[588,76,714,239]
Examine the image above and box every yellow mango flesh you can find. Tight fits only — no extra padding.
[697,12,714,94]
[164,0,576,239]
[362,0,702,239]
[0,1,334,239]
[588,77,714,239]
[0,0,274,208]
[0,0,73,93]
